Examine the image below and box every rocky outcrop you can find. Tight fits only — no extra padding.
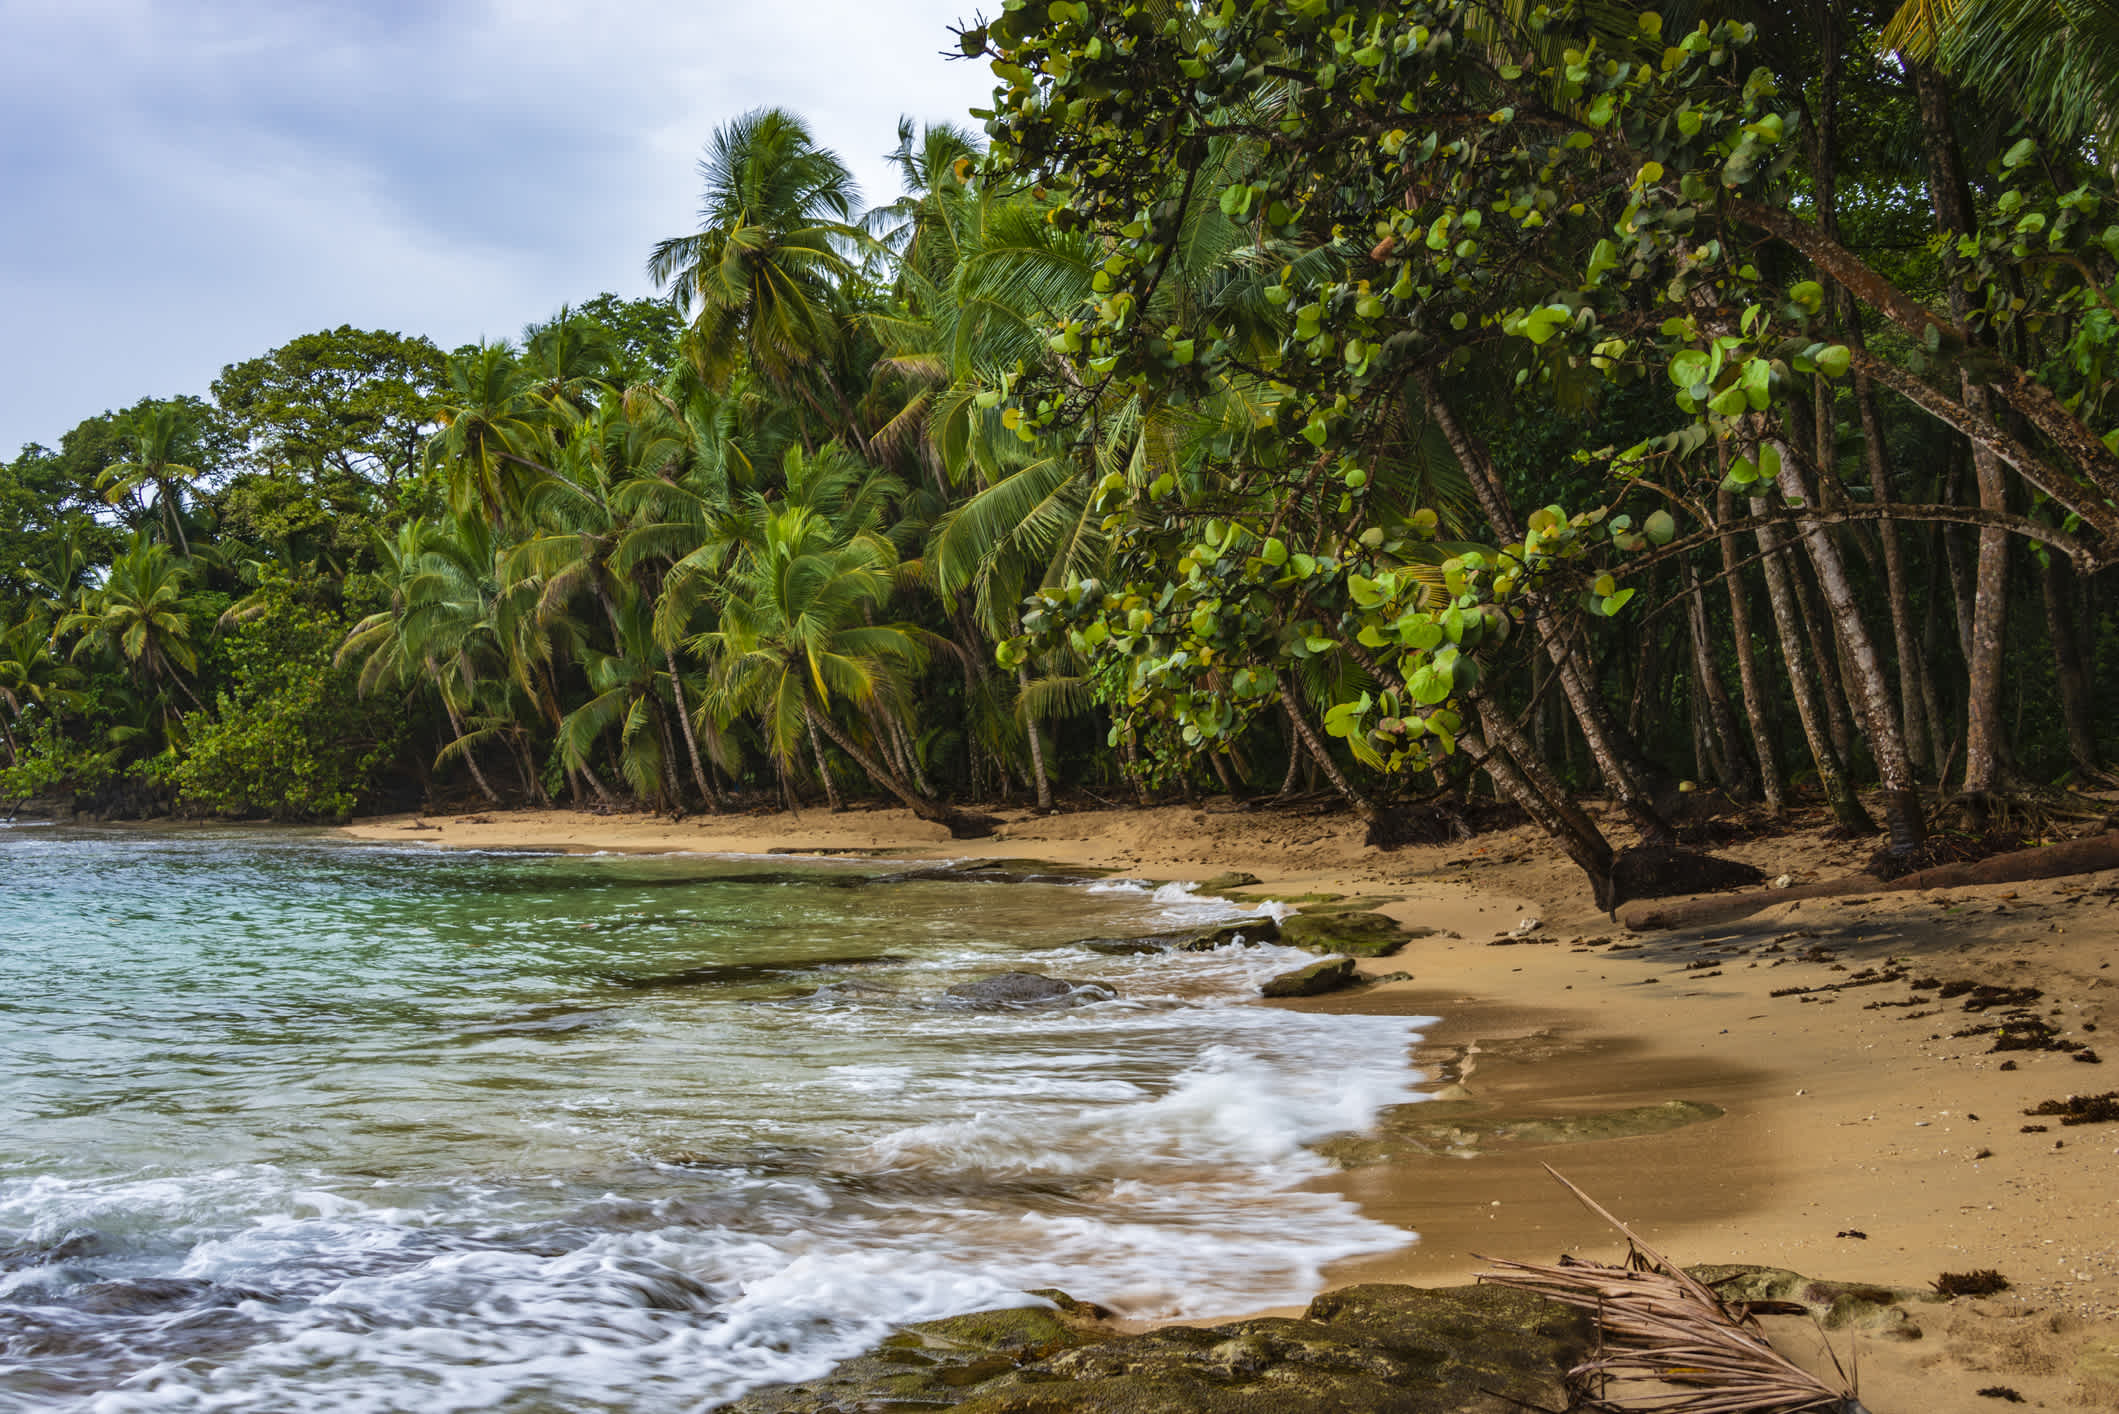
[1280,911,1429,957]
[721,1284,1587,1414]
[1260,958,1361,998]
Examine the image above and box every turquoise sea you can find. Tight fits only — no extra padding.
[0,827,1428,1412]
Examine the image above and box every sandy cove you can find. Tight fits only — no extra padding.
[340,802,2119,1408]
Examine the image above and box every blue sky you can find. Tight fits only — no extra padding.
[1,0,995,453]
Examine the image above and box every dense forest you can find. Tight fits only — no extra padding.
[4,0,2116,904]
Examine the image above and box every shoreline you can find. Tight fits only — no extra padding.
[300,802,2117,1404]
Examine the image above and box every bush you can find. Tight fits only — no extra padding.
[171,576,409,820]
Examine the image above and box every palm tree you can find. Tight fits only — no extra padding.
[59,540,206,731]
[428,343,560,527]
[699,503,993,837]
[647,108,865,418]
[0,617,80,766]
[1886,0,2119,158]
[98,406,206,557]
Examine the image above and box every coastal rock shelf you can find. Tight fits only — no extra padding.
[723,1284,1588,1414]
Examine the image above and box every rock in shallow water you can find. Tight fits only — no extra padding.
[944,972,1114,1007]
[720,1284,1587,1414]
[1280,911,1429,957]
[1260,958,1361,998]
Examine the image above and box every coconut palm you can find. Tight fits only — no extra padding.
[428,343,560,527]
[647,108,864,415]
[699,503,992,836]
[97,406,206,557]
[58,540,205,725]
[1886,0,2119,157]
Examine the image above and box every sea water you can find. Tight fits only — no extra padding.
[0,827,1430,1412]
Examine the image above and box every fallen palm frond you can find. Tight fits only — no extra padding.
[1478,1167,1869,1414]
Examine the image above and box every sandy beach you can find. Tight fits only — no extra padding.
[339,801,2119,1408]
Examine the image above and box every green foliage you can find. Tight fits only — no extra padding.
[171,576,407,820]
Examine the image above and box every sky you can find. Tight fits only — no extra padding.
[0,0,997,454]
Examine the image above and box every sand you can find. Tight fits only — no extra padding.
[340,800,2119,1409]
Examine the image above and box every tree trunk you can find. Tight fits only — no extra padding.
[806,714,844,811]
[1715,487,1786,813]
[1418,369,1669,838]
[1275,672,1370,816]
[1769,440,1926,850]
[1685,564,1752,797]
[2041,552,2104,780]
[1018,666,1054,812]
[1852,328,1932,772]
[1748,503,1874,831]
[1279,708,1304,798]
[804,703,995,838]
[664,648,721,812]
[436,686,501,805]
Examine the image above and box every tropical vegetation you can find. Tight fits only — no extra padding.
[3,1,2115,903]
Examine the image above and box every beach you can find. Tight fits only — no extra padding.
[339,800,2119,1408]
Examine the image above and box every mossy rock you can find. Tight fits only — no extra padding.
[1261,957,1361,998]
[958,1284,1585,1414]
[1074,918,1280,957]
[1688,1264,1933,1338]
[1317,1099,1724,1166]
[730,1284,1584,1414]
[1197,871,1261,891]
[722,1301,1106,1413]
[1280,911,1429,957]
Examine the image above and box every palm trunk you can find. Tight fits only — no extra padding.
[1017,666,1054,812]
[804,703,994,837]
[1715,487,1785,813]
[437,689,502,805]
[1768,441,1926,849]
[806,714,844,811]
[664,648,721,811]
[893,715,935,797]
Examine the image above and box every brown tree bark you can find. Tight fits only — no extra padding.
[664,648,721,812]
[2040,552,2105,780]
[1769,440,1926,849]
[803,703,997,838]
[1018,665,1054,812]
[1748,503,1875,832]
[1715,487,1786,813]
[1276,672,1371,816]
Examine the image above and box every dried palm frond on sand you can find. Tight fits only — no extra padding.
[1478,1167,1871,1414]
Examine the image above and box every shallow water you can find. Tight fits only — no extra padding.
[0,826,1430,1412]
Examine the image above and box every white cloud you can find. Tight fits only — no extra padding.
[0,0,996,451]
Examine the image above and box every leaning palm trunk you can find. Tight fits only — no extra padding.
[1276,672,1370,816]
[802,704,995,838]
[1480,1168,1869,1414]
[426,660,501,805]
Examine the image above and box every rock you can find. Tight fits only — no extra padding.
[1073,918,1280,956]
[1261,958,1361,998]
[728,1283,1585,1414]
[1280,911,1428,957]
[872,859,1113,886]
[1180,917,1281,950]
[1197,871,1261,891]
[721,1300,1107,1414]
[1509,917,1542,937]
[945,972,1113,1007]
